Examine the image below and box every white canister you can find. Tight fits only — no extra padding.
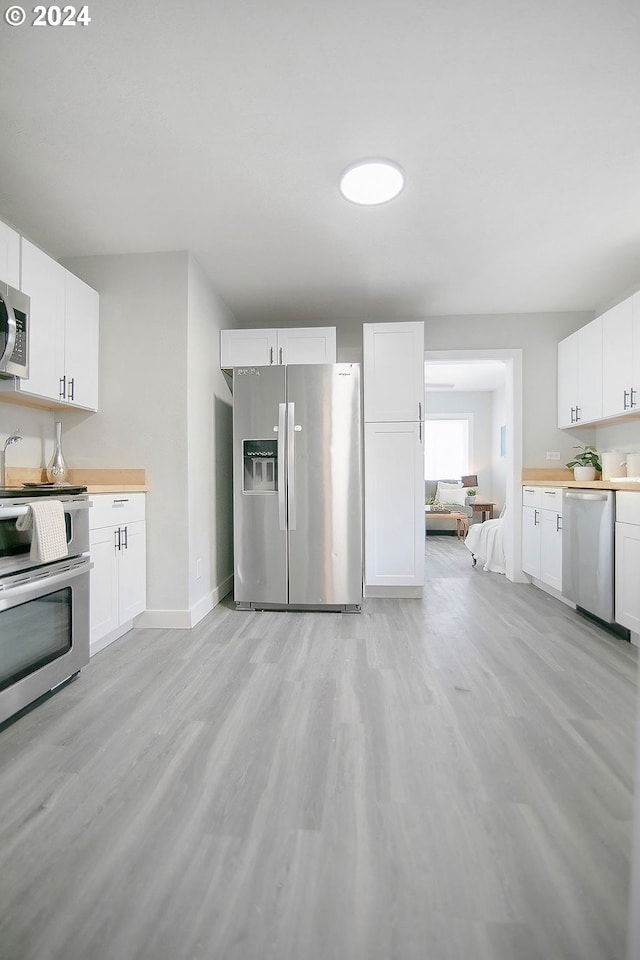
[626,453,640,478]
[601,451,627,481]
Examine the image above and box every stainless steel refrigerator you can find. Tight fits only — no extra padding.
[232,363,362,610]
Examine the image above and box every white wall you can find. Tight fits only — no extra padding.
[59,251,236,626]
[492,382,507,507]
[186,255,234,618]
[0,404,56,477]
[60,252,190,615]
[595,419,640,469]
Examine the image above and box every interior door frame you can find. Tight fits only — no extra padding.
[424,347,524,583]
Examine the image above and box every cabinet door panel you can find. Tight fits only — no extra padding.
[602,299,633,418]
[64,270,99,410]
[89,526,119,647]
[540,511,562,590]
[277,327,336,364]
[576,317,602,424]
[364,421,423,586]
[521,506,541,578]
[615,522,640,632]
[363,321,424,422]
[557,334,578,428]
[220,329,277,367]
[20,239,65,402]
[118,521,146,622]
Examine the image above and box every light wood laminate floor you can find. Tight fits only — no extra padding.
[0,538,637,960]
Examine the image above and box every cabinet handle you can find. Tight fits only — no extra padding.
[570,406,575,423]
[122,525,128,549]
[556,514,562,532]
[419,421,422,443]
[575,405,581,422]
[68,377,74,401]
[114,528,121,551]
[534,509,540,526]
[113,498,129,505]
[270,347,274,364]
[631,388,637,409]
[418,401,422,421]
[624,389,630,410]
[59,376,66,400]
[279,347,283,364]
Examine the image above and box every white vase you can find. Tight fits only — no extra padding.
[573,465,596,482]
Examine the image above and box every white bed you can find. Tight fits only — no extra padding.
[464,511,506,574]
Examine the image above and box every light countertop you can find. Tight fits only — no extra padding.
[6,467,148,493]
[521,469,640,491]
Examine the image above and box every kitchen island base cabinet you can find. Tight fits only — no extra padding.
[89,494,146,656]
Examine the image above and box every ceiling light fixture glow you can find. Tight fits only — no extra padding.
[339,159,405,205]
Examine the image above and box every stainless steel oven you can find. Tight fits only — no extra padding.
[0,489,91,725]
[0,493,90,577]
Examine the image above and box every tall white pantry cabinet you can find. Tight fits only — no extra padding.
[363,321,425,595]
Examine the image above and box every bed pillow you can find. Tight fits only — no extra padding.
[435,481,467,507]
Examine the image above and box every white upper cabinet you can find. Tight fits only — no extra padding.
[557,317,602,427]
[220,327,336,368]
[18,238,66,402]
[63,269,99,410]
[601,294,640,418]
[0,221,20,288]
[363,321,424,422]
[0,239,99,411]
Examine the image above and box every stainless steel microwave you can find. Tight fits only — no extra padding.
[0,282,29,379]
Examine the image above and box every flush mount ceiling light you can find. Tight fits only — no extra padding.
[339,159,405,205]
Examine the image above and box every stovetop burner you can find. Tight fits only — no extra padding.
[0,485,88,498]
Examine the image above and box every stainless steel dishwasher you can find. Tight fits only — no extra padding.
[562,488,615,623]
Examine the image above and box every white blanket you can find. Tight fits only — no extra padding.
[15,500,69,564]
[464,517,505,574]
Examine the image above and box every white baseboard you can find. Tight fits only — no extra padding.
[90,620,135,658]
[364,585,423,599]
[135,575,234,630]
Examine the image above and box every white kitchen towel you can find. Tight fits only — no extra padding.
[15,500,69,564]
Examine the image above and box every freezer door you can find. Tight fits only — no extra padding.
[286,364,362,605]
[233,365,287,604]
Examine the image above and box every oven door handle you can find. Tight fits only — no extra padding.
[0,498,91,520]
[0,559,91,608]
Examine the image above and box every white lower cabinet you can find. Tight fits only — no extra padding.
[615,492,640,634]
[364,421,424,590]
[521,486,563,592]
[89,493,146,655]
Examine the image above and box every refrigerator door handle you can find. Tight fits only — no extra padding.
[278,402,287,531]
[287,401,296,530]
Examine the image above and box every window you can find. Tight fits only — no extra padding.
[424,418,470,479]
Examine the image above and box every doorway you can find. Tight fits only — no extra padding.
[424,348,524,583]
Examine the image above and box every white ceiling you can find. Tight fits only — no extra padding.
[1,0,639,326]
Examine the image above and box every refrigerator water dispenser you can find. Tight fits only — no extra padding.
[243,439,277,493]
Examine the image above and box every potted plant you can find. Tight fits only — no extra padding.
[566,444,602,481]
[466,488,477,502]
